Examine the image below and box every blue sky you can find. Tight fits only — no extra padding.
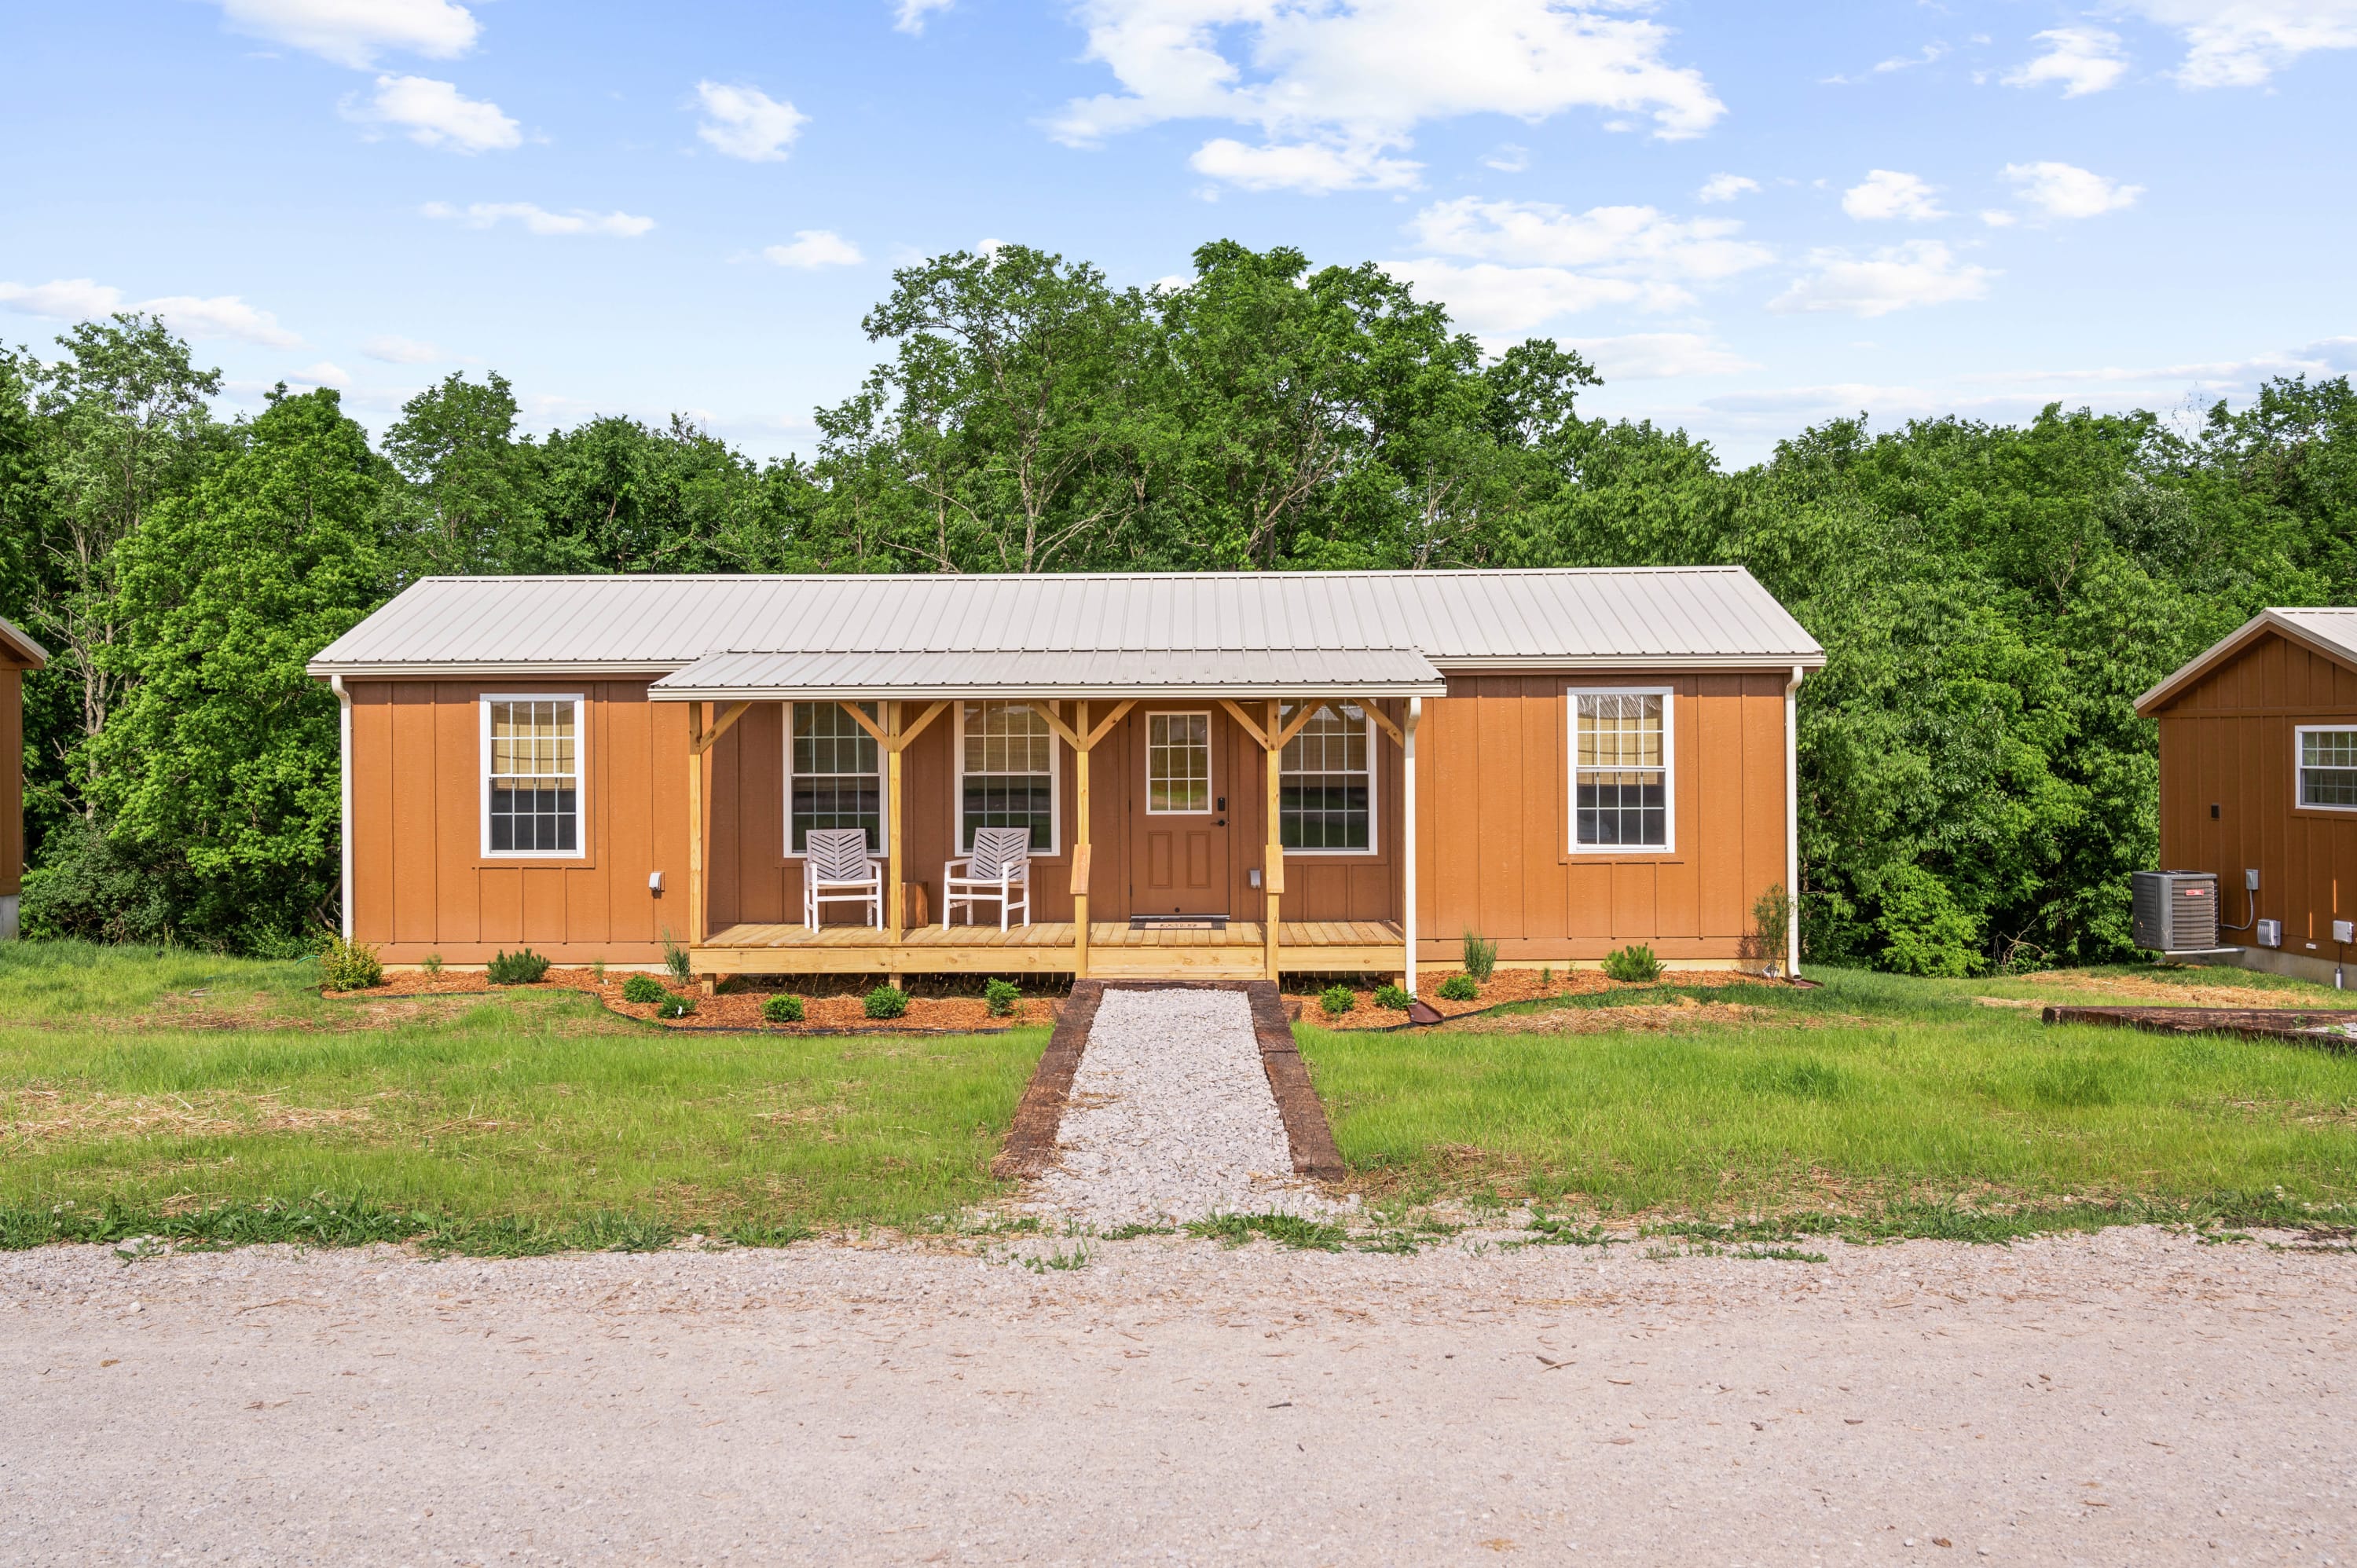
[5,0,2353,464]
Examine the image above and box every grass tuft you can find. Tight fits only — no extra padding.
[1185,1211,1349,1251]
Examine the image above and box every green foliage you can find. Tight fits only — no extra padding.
[662,929,692,984]
[621,973,667,1005]
[485,948,548,985]
[1373,982,1412,1010]
[422,953,444,975]
[1743,883,1793,970]
[864,984,909,1020]
[316,932,383,991]
[763,994,806,1024]
[1185,1211,1349,1251]
[983,977,1021,1017]
[1320,984,1357,1017]
[1603,944,1663,983]
[1461,931,1497,982]
[656,993,697,1019]
[1436,974,1479,1002]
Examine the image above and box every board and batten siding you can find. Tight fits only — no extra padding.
[2153,627,2357,956]
[2,663,24,910]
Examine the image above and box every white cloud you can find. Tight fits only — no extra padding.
[1483,143,1530,173]
[693,81,808,163]
[1050,0,1725,191]
[1981,208,2018,227]
[0,278,126,318]
[1842,169,1945,222]
[2003,160,2143,218]
[763,229,864,268]
[1769,241,1995,317]
[0,278,302,344]
[1875,42,1948,73]
[293,360,353,387]
[346,74,519,152]
[1383,259,1654,337]
[212,0,479,68]
[1411,197,1774,284]
[2004,27,2130,96]
[1189,137,1420,192]
[1697,172,1758,203]
[423,201,655,236]
[2121,0,2357,87]
[361,334,445,362]
[1563,332,1758,379]
[895,0,955,32]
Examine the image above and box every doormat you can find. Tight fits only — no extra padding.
[1130,914,1229,930]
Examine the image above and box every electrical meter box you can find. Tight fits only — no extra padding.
[2132,870,2220,952]
[2257,918,2282,948]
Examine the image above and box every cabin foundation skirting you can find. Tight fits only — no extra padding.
[0,893,18,943]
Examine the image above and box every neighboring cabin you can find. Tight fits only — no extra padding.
[2138,607,2357,985]
[306,569,1826,987]
[0,614,47,941]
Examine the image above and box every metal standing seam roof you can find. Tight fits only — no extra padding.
[0,614,49,669]
[306,567,1826,696]
[2136,607,2357,714]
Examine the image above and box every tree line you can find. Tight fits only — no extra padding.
[2,240,2348,971]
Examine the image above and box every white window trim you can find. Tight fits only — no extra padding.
[783,700,886,860]
[953,699,1063,858]
[2295,724,2357,813]
[1145,709,1215,816]
[479,693,588,861]
[1567,685,1676,855]
[1279,701,1380,857]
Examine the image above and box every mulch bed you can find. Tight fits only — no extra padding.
[326,967,1062,1034]
[2046,1004,2357,1050]
[1285,967,1780,1030]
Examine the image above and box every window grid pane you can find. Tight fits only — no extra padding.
[791,702,882,852]
[961,701,1056,850]
[1147,713,1210,813]
[489,700,578,853]
[1575,694,1667,847]
[1280,703,1370,850]
[2304,730,2357,807]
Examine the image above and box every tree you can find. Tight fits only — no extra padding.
[381,371,542,575]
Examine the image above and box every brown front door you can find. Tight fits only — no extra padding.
[1127,707,1232,915]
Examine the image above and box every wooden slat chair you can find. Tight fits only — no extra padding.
[943,827,1033,932]
[802,827,883,929]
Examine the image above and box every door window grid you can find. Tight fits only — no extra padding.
[1146,712,1211,814]
[1573,691,1670,849]
[486,698,579,855]
[2300,727,2357,808]
[789,702,882,854]
[1279,702,1373,852]
[959,701,1058,852]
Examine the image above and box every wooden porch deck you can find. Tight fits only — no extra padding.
[691,920,1406,979]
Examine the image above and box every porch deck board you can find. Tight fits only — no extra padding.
[690,920,1405,977]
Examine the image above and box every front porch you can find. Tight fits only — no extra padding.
[692,919,1409,980]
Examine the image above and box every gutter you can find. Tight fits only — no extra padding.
[332,675,354,943]
[1785,664,1804,980]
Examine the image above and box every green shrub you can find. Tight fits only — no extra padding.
[1461,930,1497,982]
[763,994,805,1024]
[864,984,909,1020]
[1602,943,1662,983]
[485,948,549,985]
[661,929,692,985]
[1538,965,1552,987]
[1436,974,1479,1002]
[1320,984,1357,1017]
[317,932,383,991]
[589,959,605,982]
[421,952,444,976]
[984,978,1021,1017]
[656,993,696,1019]
[1373,982,1412,1010]
[621,973,667,1005]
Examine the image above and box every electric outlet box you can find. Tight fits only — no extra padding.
[2132,870,2219,952]
[2257,918,2282,948]
[2338,920,2355,946]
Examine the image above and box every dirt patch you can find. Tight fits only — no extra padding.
[1436,998,1867,1035]
[2017,969,2322,1008]
[2,1089,385,1145]
[1295,968,1776,1030]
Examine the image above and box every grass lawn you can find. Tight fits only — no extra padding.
[1298,963,2357,1229]
[0,941,1042,1251]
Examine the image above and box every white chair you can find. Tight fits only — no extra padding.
[943,827,1032,931]
[802,827,883,929]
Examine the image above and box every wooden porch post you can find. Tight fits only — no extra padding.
[1403,696,1420,997]
[687,701,707,984]
[1263,698,1283,982]
[1072,701,1090,979]
[885,700,904,951]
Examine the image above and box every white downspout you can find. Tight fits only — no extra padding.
[1784,665,1804,980]
[1404,696,1421,995]
[332,675,353,943]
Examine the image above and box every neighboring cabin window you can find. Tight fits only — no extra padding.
[1569,689,1673,851]
[959,701,1058,853]
[1146,712,1211,813]
[2299,727,2357,809]
[483,697,582,856]
[1279,702,1373,852]
[788,702,882,854]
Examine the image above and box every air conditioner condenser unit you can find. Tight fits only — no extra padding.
[2132,870,2220,953]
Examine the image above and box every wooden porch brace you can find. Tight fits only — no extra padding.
[833,698,950,980]
[1022,698,1131,979]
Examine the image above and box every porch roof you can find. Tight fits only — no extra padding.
[646,645,1446,700]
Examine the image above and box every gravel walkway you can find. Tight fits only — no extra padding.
[1024,987,1340,1227]
[2,1228,2352,1565]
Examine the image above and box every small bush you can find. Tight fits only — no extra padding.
[485,948,549,985]
[621,973,667,1005]
[1461,930,1497,982]
[656,993,697,1019]
[661,929,692,985]
[1538,965,1552,987]
[864,984,909,1020]
[590,959,606,982]
[1436,973,1479,1002]
[317,932,383,991]
[1602,943,1662,983]
[421,952,444,976]
[1320,984,1357,1017]
[984,978,1021,1017]
[1373,982,1412,1010]
[763,994,805,1024]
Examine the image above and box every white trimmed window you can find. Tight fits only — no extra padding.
[1146,712,1211,814]
[2299,726,2357,809]
[1279,702,1374,852]
[958,701,1059,853]
[1569,688,1673,851]
[787,702,882,855]
[482,696,583,857]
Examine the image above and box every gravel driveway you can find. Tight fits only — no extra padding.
[3,1227,2351,1566]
